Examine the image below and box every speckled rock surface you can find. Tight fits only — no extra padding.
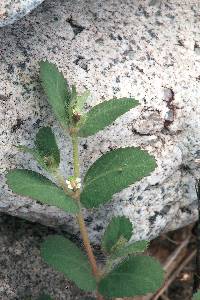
[0,0,200,244]
[0,0,44,27]
[0,214,93,300]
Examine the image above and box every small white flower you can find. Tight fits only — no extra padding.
[66,180,73,190]
[66,177,81,190]
[76,177,81,189]
[76,177,81,183]
[77,183,81,189]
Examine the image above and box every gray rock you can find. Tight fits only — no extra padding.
[0,0,200,244]
[0,0,44,27]
[0,213,91,299]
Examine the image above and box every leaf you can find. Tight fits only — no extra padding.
[193,291,200,300]
[98,256,164,298]
[80,147,156,208]
[16,145,47,170]
[6,169,78,214]
[36,294,53,300]
[41,235,96,291]
[111,240,149,259]
[35,127,60,168]
[39,61,70,129]
[67,89,90,126]
[102,216,133,254]
[75,90,90,112]
[78,98,139,137]
[17,127,60,171]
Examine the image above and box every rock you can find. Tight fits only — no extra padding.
[0,0,200,244]
[0,0,44,27]
[0,213,90,299]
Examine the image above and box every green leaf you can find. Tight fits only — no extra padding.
[193,291,200,300]
[17,127,60,171]
[80,147,156,208]
[75,90,90,112]
[35,127,60,168]
[78,98,139,137]
[39,61,70,129]
[102,216,133,254]
[111,240,149,259]
[36,294,53,300]
[16,145,47,170]
[98,256,164,298]
[41,235,96,291]
[67,89,90,126]
[6,169,78,214]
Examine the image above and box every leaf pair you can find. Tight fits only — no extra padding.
[7,126,79,214]
[40,61,139,136]
[6,145,156,214]
[41,217,163,298]
[102,216,148,259]
[98,216,163,297]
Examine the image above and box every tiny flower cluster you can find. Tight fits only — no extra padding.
[66,177,81,190]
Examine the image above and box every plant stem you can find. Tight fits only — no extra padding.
[71,134,80,178]
[71,133,104,300]
[77,212,99,276]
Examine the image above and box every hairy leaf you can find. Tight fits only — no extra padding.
[78,98,139,137]
[111,240,149,259]
[35,127,60,168]
[102,216,133,254]
[81,147,156,208]
[17,127,60,171]
[39,61,70,129]
[6,169,78,214]
[98,256,164,297]
[16,145,48,170]
[41,235,96,291]
[193,291,200,300]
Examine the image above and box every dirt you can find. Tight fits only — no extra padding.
[0,212,197,300]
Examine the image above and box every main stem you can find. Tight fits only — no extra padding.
[71,133,104,300]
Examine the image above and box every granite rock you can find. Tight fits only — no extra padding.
[0,0,44,27]
[0,0,200,244]
[0,214,92,299]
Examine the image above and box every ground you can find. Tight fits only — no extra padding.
[0,213,197,300]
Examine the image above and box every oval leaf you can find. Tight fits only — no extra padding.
[98,256,164,298]
[6,169,78,214]
[16,145,48,170]
[111,240,149,259]
[35,127,60,169]
[78,98,139,137]
[102,216,133,254]
[80,147,156,208]
[39,61,70,129]
[41,235,96,292]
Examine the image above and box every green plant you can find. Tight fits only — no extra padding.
[6,61,164,300]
